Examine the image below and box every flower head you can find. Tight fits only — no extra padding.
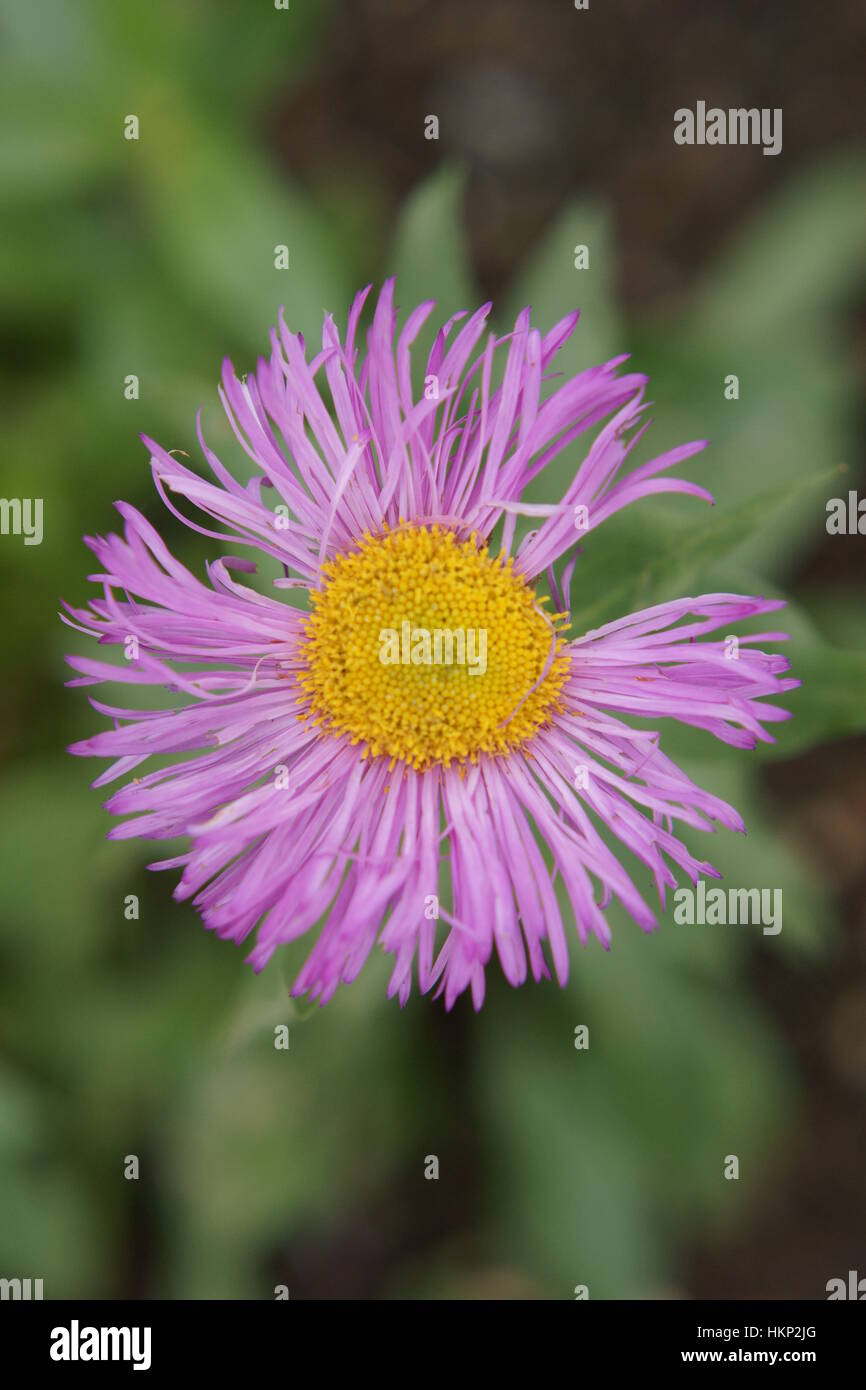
[65,281,797,1009]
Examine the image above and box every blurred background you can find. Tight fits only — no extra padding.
[1,0,865,1299]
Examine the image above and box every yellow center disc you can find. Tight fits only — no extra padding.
[298,524,570,770]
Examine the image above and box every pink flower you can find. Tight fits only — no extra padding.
[65,282,797,1009]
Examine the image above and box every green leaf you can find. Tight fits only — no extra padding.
[686,152,866,342]
[476,932,790,1296]
[500,197,622,377]
[722,595,866,760]
[0,85,114,202]
[779,644,866,755]
[631,156,866,581]
[388,165,477,325]
[667,758,827,958]
[571,466,843,634]
[138,104,357,358]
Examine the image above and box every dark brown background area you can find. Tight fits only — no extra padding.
[272,0,866,306]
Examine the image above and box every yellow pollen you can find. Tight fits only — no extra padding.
[297,524,570,771]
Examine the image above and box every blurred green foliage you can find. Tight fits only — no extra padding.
[2,0,865,1299]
